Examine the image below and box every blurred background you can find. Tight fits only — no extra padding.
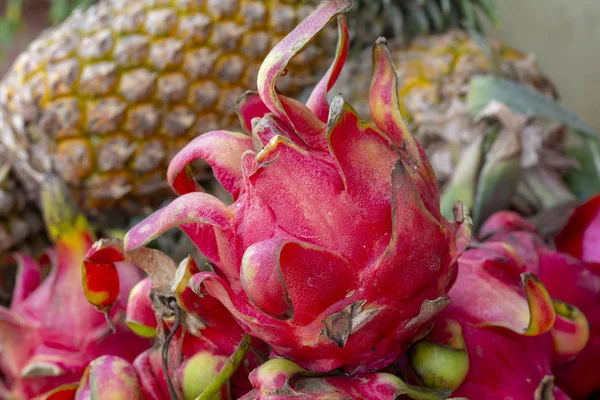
[497,0,600,132]
[1,0,600,130]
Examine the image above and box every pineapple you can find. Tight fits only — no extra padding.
[333,0,576,222]
[0,0,333,219]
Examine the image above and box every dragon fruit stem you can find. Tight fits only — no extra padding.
[194,334,252,400]
[163,298,183,400]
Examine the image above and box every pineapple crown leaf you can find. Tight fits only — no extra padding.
[350,0,499,44]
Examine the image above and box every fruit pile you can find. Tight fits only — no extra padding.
[1,0,599,399]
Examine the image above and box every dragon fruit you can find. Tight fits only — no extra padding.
[75,355,142,400]
[0,175,150,399]
[114,0,470,374]
[238,358,449,400]
[408,241,577,399]
[480,210,600,399]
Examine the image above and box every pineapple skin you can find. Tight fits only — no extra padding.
[334,30,563,188]
[0,0,332,218]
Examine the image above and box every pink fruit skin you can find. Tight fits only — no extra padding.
[479,210,600,400]
[427,242,569,399]
[123,0,470,374]
[0,229,150,399]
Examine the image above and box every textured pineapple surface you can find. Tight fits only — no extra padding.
[0,138,45,256]
[0,0,331,216]
[334,31,562,187]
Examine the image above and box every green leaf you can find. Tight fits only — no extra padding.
[474,0,500,26]
[424,1,445,32]
[440,0,453,16]
[564,138,600,201]
[459,0,477,30]
[471,129,522,229]
[408,5,432,36]
[49,0,70,24]
[440,135,485,221]
[467,76,600,139]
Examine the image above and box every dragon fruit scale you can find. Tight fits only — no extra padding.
[0,175,150,400]
[119,0,471,374]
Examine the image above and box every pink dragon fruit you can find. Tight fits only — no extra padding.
[408,241,577,399]
[114,0,470,374]
[0,175,150,399]
[480,210,600,400]
[75,355,142,400]
[238,358,449,400]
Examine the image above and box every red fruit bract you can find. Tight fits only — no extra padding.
[122,0,471,373]
[0,176,149,399]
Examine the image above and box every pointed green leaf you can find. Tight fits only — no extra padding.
[424,2,445,32]
[474,0,500,26]
[471,129,522,229]
[459,0,477,30]
[564,138,600,201]
[440,135,485,220]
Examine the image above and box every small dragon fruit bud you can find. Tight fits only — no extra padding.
[0,175,150,399]
[74,356,142,400]
[408,318,469,391]
[179,352,230,400]
[239,358,450,400]
[125,277,158,338]
[123,0,471,373]
[408,242,570,398]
